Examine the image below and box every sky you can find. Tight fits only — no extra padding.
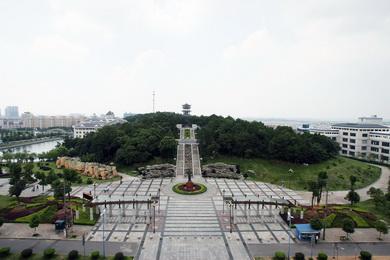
[0,0,389,120]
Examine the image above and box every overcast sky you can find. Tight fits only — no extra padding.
[0,1,389,120]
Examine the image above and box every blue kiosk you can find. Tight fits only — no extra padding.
[295,224,321,241]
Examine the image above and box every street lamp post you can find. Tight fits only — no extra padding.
[287,212,294,260]
[101,208,106,258]
[93,183,96,199]
[222,189,226,213]
[152,202,157,234]
[288,169,294,189]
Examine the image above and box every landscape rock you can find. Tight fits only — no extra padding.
[138,164,176,179]
[201,163,242,179]
[56,156,118,180]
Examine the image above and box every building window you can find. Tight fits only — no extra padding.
[349,151,355,156]
[342,138,348,142]
[350,145,355,150]
[371,141,380,145]
[350,139,356,143]
[371,147,379,152]
[383,142,390,147]
[362,133,368,137]
[381,155,389,161]
[362,146,367,150]
[382,149,389,154]
[350,133,356,136]
[342,150,347,154]
[342,144,347,148]
[343,132,348,136]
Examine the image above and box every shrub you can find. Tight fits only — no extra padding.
[273,251,286,260]
[86,178,93,184]
[360,251,372,260]
[90,251,100,259]
[310,218,322,230]
[317,252,328,260]
[43,248,56,258]
[68,250,79,260]
[114,252,125,260]
[21,248,33,258]
[0,247,11,257]
[294,252,305,260]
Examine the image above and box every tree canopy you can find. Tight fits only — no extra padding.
[61,112,339,166]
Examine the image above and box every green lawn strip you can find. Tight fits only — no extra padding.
[72,204,98,225]
[184,129,191,139]
[0,195,17,210]
[15,204,57,223]
[204,156,381,191]
[322,213,336,228]
[353,200,390,224]
[342,210,370,228]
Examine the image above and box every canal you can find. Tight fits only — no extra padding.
[0,139,63,155]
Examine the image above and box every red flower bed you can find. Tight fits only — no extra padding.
[4,205,46,221]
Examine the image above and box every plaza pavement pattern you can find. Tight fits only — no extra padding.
[72,177,306,260]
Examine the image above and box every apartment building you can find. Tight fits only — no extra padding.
[298,116,390,164]
[73,112,126,138]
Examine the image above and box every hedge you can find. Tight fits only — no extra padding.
[172,183,207,195]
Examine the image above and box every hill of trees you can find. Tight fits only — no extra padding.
[60,112,339,166]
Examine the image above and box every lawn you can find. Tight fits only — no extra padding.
[0,195,98,226]
[204,156,381,191]
[0,195,17,210]
[353,200,390,224]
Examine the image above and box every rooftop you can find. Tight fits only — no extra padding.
[332,123,389,129]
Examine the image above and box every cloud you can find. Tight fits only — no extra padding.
[31,35,89,62]
[223,29,274,60]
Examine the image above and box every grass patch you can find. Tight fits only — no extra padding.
[353,200,390,224]
[204,156,381,191]
[0,195,17,210]
[172,183,207,195]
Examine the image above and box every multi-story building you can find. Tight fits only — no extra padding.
[4,106,19,118]
[21,112,85,129]
[298,115,390,164]
[73,112,126,138]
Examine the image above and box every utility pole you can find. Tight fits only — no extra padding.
[323,187,329,240]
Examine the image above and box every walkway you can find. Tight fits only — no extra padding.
[175,125,201,177]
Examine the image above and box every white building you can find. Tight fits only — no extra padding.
[73,112,126,138]
[299,115,390,164]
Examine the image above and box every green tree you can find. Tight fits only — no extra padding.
[46,170,59,185]
[0,217,4,229]
[29,215,40,235]
[9,179,26,198]
[342,218,355,239]
[35,172,48,191]
[317,171,328,204]
[346,190,360,205]
[308,181,320,208]
[159,136,177,158]
[51,179,71,200]
[375,220,388,240]
[349,175,357,190]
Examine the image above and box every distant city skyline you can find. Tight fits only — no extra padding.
[1,1,390,119]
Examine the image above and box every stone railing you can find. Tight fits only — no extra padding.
[56,156,118,180]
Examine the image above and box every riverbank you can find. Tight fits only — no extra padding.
[0,137,63,151]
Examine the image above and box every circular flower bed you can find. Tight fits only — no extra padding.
[172,183,207,195]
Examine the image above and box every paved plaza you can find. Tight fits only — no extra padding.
[71,177,306,260]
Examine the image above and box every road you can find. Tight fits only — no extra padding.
[0,238,138,257]
[0,238,389,258]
